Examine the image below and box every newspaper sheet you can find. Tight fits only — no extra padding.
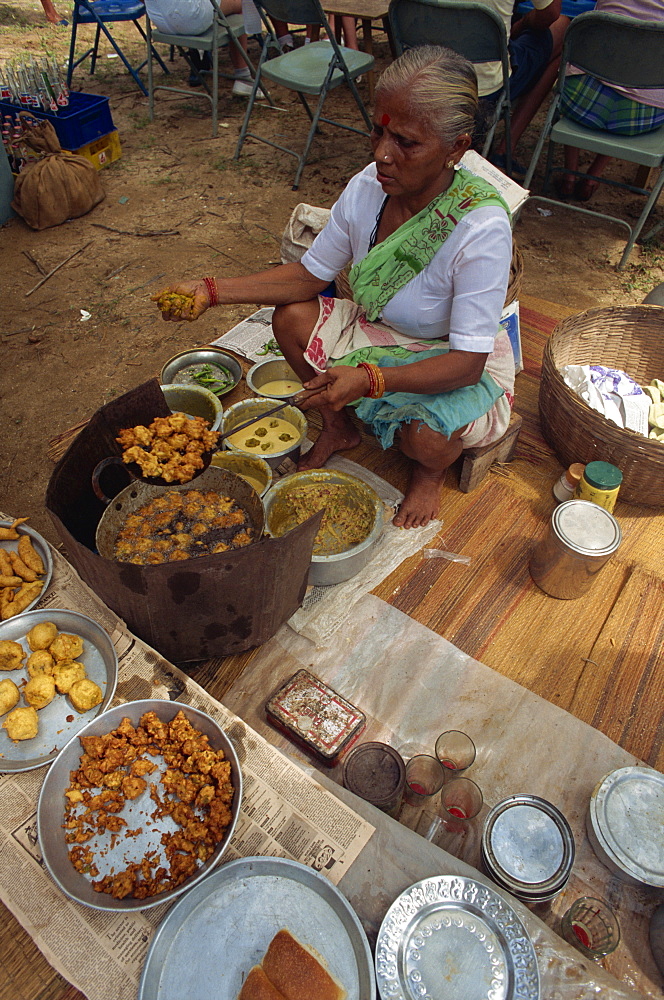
[0,519,375,1000]
[211,306,278,362]
[459,149,530,214]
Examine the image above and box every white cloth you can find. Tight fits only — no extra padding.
[301,164,513,354]
[144,0,214,35]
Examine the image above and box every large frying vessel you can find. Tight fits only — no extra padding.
[95,466,265,560]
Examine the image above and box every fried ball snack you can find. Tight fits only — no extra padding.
[27,620,58,651]
[116,413,220,485]
[69,678,103,713]
[3,705,39,741]
[64,710,235,900]
[0,518,29,540]
[53,660,86,694]
[24,674,56,710]
[0,639,25,671]
[0,678,20,716]
[18,535,45,575]
[27,649,55,676]
[50,632,84,662]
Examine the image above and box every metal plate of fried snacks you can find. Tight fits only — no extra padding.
[0,521,53,619]
[0,609,117,773]
[588,766,664,888]
[37,699,242,910]
[138,856,376,999]
[375,875,539,1000]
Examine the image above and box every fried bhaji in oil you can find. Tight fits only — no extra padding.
[116,413,219,484]
[114,489,254,565]
[65,710,234,900]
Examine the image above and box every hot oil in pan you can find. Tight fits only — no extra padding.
[114,490,254,565]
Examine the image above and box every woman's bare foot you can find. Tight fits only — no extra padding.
[393,464,445,528]
[298,407,361,471]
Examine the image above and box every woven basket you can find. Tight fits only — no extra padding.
[336,240,524,307]
[539,304,664,506]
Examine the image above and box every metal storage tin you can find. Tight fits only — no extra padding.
[529,500,621,599]
[587,766,664,888]
[481,795,575,903]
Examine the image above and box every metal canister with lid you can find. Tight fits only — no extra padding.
[342,742,406,818]
[529,500,622,599]
[574,460,623,512]
[481,794,575,903]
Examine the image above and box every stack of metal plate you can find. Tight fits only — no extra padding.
[481,795,575,904]
[587,766,664,888]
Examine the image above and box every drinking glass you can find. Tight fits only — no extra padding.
[434,730,476,777]
[403,755,445,806]
[561,897,620,960]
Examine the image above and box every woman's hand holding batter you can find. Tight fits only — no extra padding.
[299,366,370,411]
[151,280,211,322]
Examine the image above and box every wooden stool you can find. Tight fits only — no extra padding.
[459,411,522,493]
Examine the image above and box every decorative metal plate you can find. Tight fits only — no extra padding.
[0,521,53,617]
[375,875,540,1000]
[0,609,117,772]
[138,856,376,999]
[590,766,664,888]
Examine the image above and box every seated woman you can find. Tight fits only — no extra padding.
[154,45,515,528]
[559,0,664,200]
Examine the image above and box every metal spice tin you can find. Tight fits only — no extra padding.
[481,794,575,903]
[265,669,366,767]
[529,500,622,599]
[342,742,406,817]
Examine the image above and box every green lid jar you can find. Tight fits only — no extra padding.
[574,461,623,512]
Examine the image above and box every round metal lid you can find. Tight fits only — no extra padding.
[589,766,664,888]
[553,501,621,555]
[482,795,575,897]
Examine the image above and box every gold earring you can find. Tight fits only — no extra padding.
[446,159,455,169]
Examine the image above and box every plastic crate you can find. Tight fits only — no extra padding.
[0,92,114,151]
[73,129,121,169]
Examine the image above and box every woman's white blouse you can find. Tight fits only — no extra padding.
[301,163,513,354]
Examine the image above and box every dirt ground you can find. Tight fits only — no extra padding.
[1,0,663,547]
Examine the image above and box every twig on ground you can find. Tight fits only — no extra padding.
[22,250,47,275]
[25,242,92,297]
[91,224,181,237]
[126,273,167,294]
[104,261,133,279]
[254,223,281,245]
[198,243,247,268]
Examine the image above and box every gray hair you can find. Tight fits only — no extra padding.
[375,45,479,145]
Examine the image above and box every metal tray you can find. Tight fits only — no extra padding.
[37,699,242,910]
[160,347,242,398]
[0,609,117,772]
[0,521,53,619]
[588,766,664,888]
[375,875,539,1000]
[138,856,376,1000]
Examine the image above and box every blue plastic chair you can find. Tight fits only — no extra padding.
[234,0,374,190]
[67,0,168,96]
[522,11,664,268]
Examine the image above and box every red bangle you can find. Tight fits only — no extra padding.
[358,361,385,399]
[203,276,218,307]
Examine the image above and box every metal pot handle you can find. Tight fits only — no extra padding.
[92,456,134,505]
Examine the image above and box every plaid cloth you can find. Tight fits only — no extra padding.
[562,74,664,135]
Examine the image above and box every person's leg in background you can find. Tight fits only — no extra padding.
[40,0,66,24]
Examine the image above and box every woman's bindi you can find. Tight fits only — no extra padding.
[381,113,390,126]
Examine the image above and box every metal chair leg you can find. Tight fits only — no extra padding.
[617,171,664,269]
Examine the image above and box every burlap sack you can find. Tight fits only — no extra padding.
[280,203,330,264]
[11,116,105,230]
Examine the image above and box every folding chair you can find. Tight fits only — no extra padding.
[388,0,512,175]
[234,0,375,190]
[146,0,269,137]
[67,0,168,97]
[522,11,664,269]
